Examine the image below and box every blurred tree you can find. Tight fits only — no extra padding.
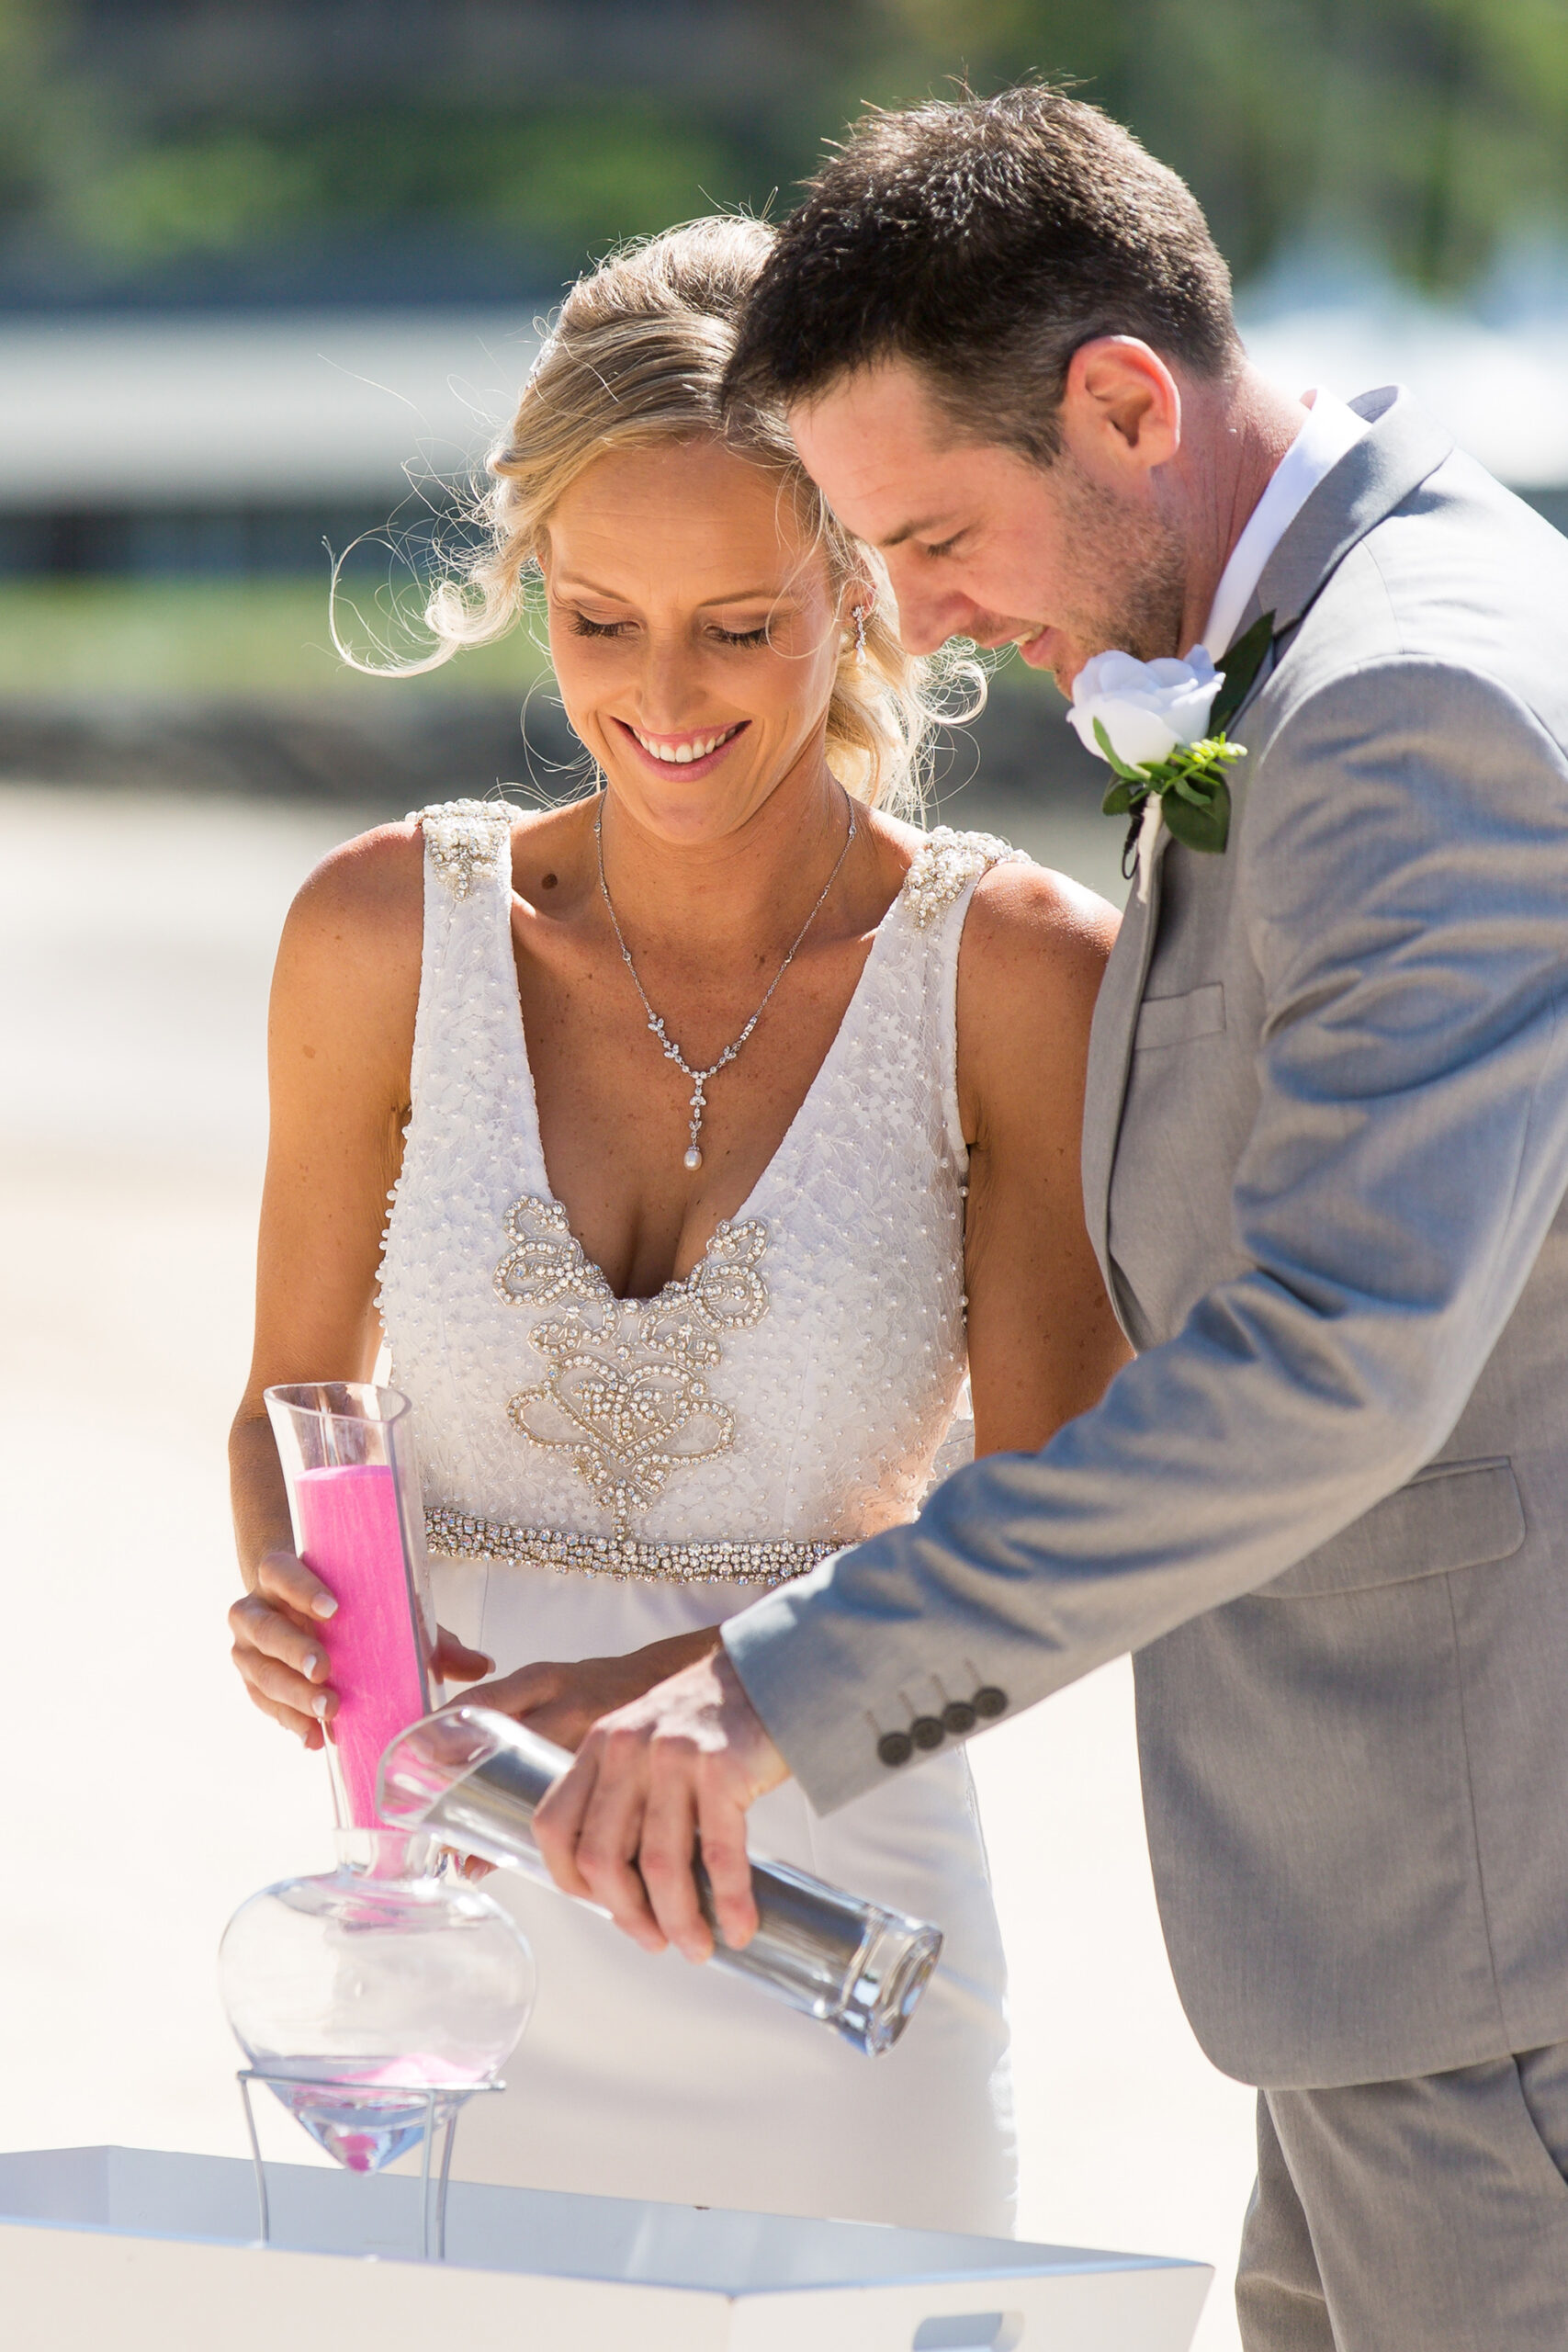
[870,0,1568,290]
[0,0,1563,303]
[0,0,102,235]
[0,2,860,299]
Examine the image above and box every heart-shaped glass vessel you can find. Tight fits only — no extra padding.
[220,1829,535,2174]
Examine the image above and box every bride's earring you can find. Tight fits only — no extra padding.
[852,605,868,664]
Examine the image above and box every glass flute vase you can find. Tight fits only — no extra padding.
[264,1380,437,1830]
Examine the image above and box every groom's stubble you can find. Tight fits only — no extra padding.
[1043,448,1190,676]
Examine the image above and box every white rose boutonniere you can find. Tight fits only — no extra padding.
[1067,646,1224,767]
[1067,610,1275,903]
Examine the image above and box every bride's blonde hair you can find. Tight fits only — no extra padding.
[376,218,976,817]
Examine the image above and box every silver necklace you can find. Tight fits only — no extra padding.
[595,792,858,1171]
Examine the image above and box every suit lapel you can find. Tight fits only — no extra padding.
[1257,387,1454,641]
[1082,821,1171,1322]
[1079,390,1457,1328]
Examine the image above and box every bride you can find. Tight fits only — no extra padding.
[227,217,1125,2234]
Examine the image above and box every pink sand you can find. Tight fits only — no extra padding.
[296,1463,427,1828]
[272,2053,485,2089]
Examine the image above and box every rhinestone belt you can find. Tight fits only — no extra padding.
[425,1507,844,1588]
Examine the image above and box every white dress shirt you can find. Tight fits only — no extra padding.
[1201,388,1368,658]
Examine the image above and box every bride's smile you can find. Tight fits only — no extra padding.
[615,718,749,772]
[542,435,856,848]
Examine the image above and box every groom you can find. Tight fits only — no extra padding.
[534,88,1568,2346]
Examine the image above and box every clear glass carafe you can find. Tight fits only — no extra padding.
[219,1829,536,2174]
[378,1706,942,2058]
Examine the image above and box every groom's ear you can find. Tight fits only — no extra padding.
[1063,338,1181,478]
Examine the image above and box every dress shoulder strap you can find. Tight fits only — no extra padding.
[892,824,1031,1167]
[410,797,519,901]
[900,824,1028,930]
[402,797,523,1123]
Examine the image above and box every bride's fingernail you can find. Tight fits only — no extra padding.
[310,1594,338,1619]
[300,1652,320,1681]
[312,1694,332,1721]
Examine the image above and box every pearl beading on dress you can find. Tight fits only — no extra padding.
[903,826,1028,928]
[425,1507,841,1588]
[379,803,1023,1584]
[412,797,513,900]
[493,1195,770,1540]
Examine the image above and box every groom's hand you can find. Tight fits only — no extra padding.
[531,1646,788,1962]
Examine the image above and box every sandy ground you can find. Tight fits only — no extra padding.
[0,780,1255,2346]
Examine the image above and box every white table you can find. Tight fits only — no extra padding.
[0,2145,1212,2350]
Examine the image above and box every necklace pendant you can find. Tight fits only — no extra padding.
[596,790,857,1197]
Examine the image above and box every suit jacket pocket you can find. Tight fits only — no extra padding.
[1134,981,1225,1051]
[1258,1457,1525,1600]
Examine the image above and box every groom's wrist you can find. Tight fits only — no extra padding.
[721,1579,884,1816]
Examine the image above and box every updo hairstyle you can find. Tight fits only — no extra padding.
[394,218,976,816]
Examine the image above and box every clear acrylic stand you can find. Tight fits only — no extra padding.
[236,2070,503,2260]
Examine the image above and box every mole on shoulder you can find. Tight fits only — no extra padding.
[540,872,558,889]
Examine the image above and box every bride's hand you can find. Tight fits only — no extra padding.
[229,1548,492,1748]
[457,1627,724,1757]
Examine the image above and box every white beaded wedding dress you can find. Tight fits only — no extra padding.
[377,799,1020,2233]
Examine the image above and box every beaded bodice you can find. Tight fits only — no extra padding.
[377,800,1023,1580]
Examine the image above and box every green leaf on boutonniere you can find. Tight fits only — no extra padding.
[1097,727,1246,873]
[1161,775,1231,854]
[1208,608,1276,735]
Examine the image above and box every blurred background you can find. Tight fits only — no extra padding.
[2,0,1564,800]
[4,6,1566,2346]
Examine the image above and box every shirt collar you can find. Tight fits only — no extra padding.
[1200,388,1369,659]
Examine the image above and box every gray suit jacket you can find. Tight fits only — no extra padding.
[726,389,1568,2089]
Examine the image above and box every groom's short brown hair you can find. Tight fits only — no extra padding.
[723,86,1241,464]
